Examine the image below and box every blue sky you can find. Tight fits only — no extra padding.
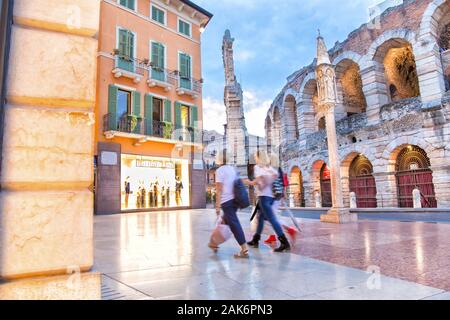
[195,0,380,136]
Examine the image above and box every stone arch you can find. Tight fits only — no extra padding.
[271,106,282,154]
[371,32,420,102]
[335,58,368,116]
[282,94,299,144]
[265,115,272,153]
[365,29,418,63]
[394,145,437,208]
[288,166,305,207]
[299,76,320,133]
[308,158,329,208]
[415,0,450,100]
[419,0,449,40]
[341,152,377,208]
[332,51,363,66]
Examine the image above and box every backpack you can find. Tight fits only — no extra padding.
[233,170,250,209]
[272,168,285,200]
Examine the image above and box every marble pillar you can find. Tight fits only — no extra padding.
[315,33,357,224]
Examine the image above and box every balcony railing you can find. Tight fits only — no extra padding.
[178,76,202,94]
[104,114,144,135]
[103,113,199,144]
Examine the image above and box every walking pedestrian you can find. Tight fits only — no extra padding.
[210,150,249,258]
[264,154,298,244]
[245,151,291,252]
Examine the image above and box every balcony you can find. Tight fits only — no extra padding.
[103,113,200,146]
[147,67,176,91]
[176,76,202,99]
[111,55,145,83]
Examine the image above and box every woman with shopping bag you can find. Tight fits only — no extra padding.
[208,150,249,259]
[245,151,291,253]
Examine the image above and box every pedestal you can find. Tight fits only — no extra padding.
[320,207,358,224]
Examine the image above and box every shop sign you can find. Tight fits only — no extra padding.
[136,159,175,169]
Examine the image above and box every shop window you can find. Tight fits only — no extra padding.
[121,154,191,210]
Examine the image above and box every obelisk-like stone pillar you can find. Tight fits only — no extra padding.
[315,33,357,224]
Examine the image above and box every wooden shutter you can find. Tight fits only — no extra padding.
[158,44,164,69]
[174,102,182,130]
[144,94,153,135]
[151,42,158,66]
[133,91,141,117]
[179,54,187,78]
[108,85,118,130]
[190,105,198,129]
[127,31,134,58]
[164,99,172,123]
[119,29,127,55]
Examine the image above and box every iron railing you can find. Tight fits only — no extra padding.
[104,113,199,143]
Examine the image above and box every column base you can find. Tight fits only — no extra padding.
[320,208,358,224]
[0,272,101,300]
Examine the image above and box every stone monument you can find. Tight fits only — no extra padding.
[316,32,358,224]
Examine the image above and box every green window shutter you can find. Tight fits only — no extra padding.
[127,31,134,58]
[179,54,187,78]
[108,85,118,130]
[144,94,153,135]
[151,43,158,66]
[164,99,172,123]
[175,102,182,130]
[133,91,141,117]
[190,105,198,129]
[158,44,165,69]
[119,29,127,55]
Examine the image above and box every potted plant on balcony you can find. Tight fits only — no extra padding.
[162,122,173,139]
[113,48,120,56]
[129,114,138,132]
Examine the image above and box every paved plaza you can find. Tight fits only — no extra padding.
[94,209,450,300]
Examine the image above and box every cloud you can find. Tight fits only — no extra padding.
[202,97,226,133]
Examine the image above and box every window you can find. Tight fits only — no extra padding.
[117,89,131,121]
[178,19,191,37]
[179,53,192,90]
[151,5,165,25]
[119,0,135,10]
[151,42,165,81]
[152,97,163,122]
[117,28,135,72]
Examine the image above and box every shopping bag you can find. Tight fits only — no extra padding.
[210,216,233,246]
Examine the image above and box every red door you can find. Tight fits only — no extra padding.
[395,146,437,208]
[349,175,377,208]
[396,169,437,208]
[320,164,332,208]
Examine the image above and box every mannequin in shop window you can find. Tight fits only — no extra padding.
[141,183,147,208]
[124,176,131,208]
[175,176,184,206]
[154,180,160,207]
[166,185,171,207]
[149,183,154,208]
[161,186,166,207]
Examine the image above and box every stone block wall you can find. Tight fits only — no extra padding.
[0,0,100,293]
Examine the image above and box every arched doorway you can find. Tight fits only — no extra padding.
[320,163,332,207]
[289,166,305,207]
[395,145,437,208]
[349,155,377,208]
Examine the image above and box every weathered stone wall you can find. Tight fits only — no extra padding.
[0,0,101,298]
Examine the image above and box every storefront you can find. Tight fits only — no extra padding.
[121,154,190,210]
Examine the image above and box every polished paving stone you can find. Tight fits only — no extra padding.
[94,209,450,300]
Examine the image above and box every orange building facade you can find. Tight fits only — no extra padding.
[95,0,212,214]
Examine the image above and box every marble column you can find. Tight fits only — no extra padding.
[315,33,357,224]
